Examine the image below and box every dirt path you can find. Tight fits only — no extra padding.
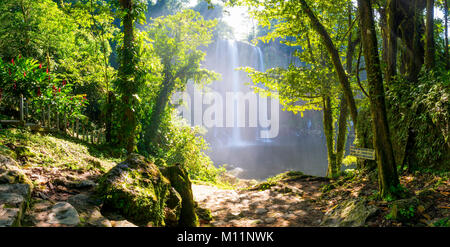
[193,177,328,227]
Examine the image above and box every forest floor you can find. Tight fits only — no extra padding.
[194,170,449,227]
[0,128,448,227]
[193,174,329,227]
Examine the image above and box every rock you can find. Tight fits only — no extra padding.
[71,180,96,189]
[68,193,111,227]
[164,187,182,226]
[264,217,276,224]
[97,154,171,226]
[211,220,225,227]
[47,202,80,226]
[294,210,308,217]
[0,155,33,187]
[255,208,268,214]
[0,207,20,227]
[54,178,96,189]
[111,220,137,227]
[321,198,378,227]
[0,184,32,201]
[196,206,213,222]
[160,164,198,227]
[0,193,26,208]
[0,183,32,227]
[282,213,296,220]
[32,202,80,227]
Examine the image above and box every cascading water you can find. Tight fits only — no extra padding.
[229,40,242,146]
[181,39,329,179]
[256,47,265,72]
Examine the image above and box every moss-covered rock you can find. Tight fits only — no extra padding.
[0,155,33,188]
[160,164,199,227]
[97,154,171,226]
[196,206,213,222]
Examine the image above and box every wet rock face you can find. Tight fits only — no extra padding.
[321,198,378,227]
[97,154,171,226]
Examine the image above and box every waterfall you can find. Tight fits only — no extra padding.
[229,40,242,146]
[256,47,265,72]
[186,39,329,179]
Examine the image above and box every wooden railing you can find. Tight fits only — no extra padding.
[0,94,105,145]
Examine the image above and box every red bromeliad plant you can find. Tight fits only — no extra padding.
[0,55,47,99]
[0,55,88,121]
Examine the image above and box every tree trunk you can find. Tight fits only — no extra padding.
[358,0,399,198]
[144,77,176,152]
[445,0,449,70]
[386,0,398,84]
[299,0,358,127]
[424,0,435,70]
[335,8,355,168]
[335,95,348,171]
[119,0,136,153]
[106,91,113,143]
[398,0,425,82]
[323,96,338,178]
[410,0,426,81]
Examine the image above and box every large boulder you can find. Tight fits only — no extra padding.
[97,154,171,226]
[160,164,198,227]
[321,198,378,227]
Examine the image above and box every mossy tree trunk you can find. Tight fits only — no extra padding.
[357,0,399,198]
[445,0,449,70]
[398,0,425,83]
[336,7,357,168]
[161,164,199,227]
[386,0,398,84]
[323,95,338,178]
[118,0,137,153]
[424,0,435,70]
[144,75,175,153]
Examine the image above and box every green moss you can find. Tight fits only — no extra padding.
[98,154,170,226]
[247,171,306,191]
[160,164,199,227]
[196,207,213,221]
[266,171,306,183]
[15,146,35,159]
[433,217,449,227]
[387,197,419,222]
[0,129,119,173]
